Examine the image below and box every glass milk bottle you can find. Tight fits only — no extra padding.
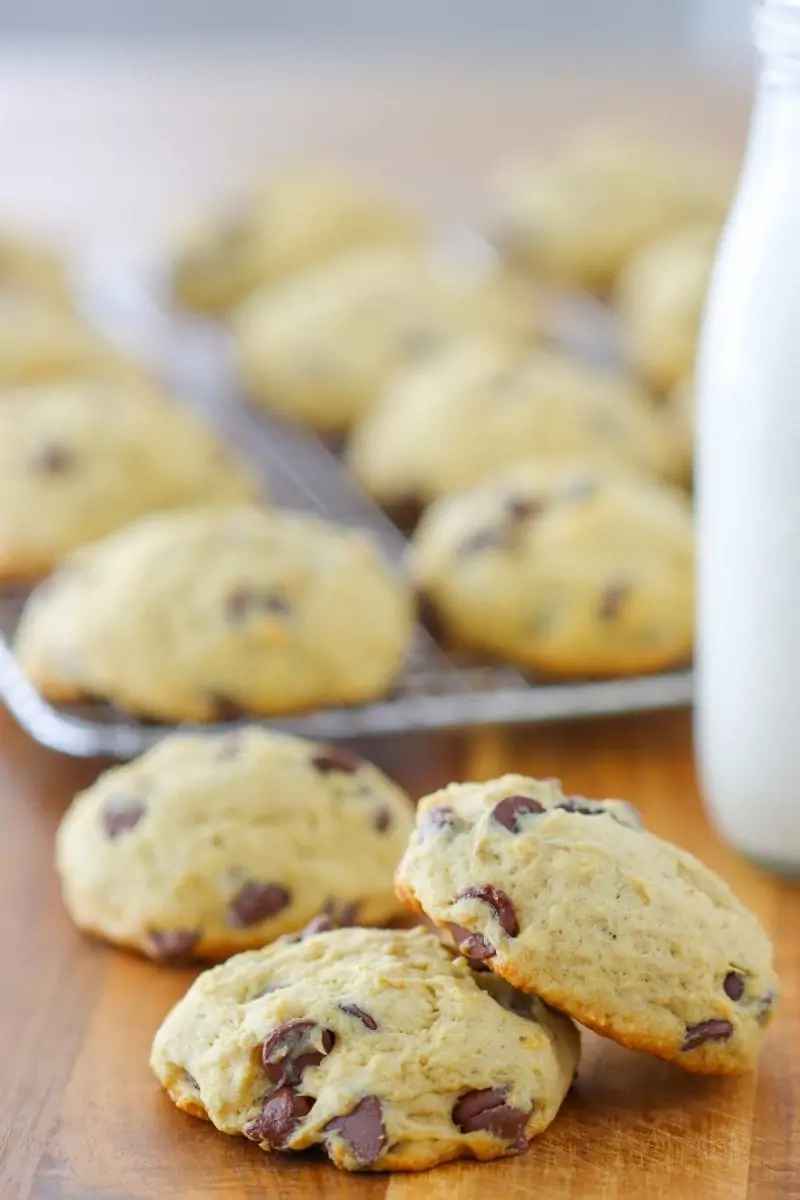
[697,0,800,872]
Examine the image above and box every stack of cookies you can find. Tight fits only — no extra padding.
[52,730,776,1173]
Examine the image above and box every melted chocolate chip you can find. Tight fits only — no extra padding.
[323,899,360,926]
[339,1003,378,1030]
[324,1095,386,1166]
[450,922,496,966]
[452,1086,529,1144]
[492,794,544,832]
[723,971,746,1002]
[147,929,201,963]
[374,808,392,833]
[262,1020,335,1087]
[312,746,362,774]
[225,587,290,624]
[229,881,290,928]
[505,496,544,522]
[555,796,604,815]
[209,694,249,722]
[682,1019,734,1052]
[599,582,631,621]
[243,1086,314,1147]
[101,798,147,840]
[31,442,74,475]
[459,884,519,937]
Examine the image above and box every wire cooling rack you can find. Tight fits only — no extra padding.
[0,253,693,758]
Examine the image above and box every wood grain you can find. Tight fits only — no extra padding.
[1,705,797,1200]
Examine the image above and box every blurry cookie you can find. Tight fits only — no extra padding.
[14,506,413,721]
[151,924,579,1170]
[670,373,694,466]
[173,165,421,314]
[0,288,145,387]
[616,222,717,393]
[0,377,260,581]
[396,774,778,1075]
[492,131,730,292]
[409,461,694,676]
[346,339,688,512]
[232,244,540,432]
[0,229,70,303]
[57,728,414,960]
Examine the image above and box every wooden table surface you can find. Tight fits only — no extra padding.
[1,49,795,1200]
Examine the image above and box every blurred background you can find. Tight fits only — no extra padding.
[0,0,754,258]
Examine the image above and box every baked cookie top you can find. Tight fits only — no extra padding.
[14,505,414,721]
[173,164,421,313]
[150,924,580,1172]
[395,774,778,1074]
[233,244,540,432]
[492,130,730,292]
[347,339,689,508]
[409,460,694,677]
[0,377,260,581]
[57,728,414,961]
[616,221,717,393]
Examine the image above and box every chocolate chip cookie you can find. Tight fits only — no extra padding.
[616,221,717,393]
[14,505,413,721]
[492,130,730,292]
[57,729,414,960]
[396,774,778,1075]
[409,461,694,677]
[233,244,540,433]
[0,377,260,581]
[150,924,580,1170]
[173,164,421,314]
[346,339,689,513]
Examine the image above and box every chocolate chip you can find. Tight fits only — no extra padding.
[682,1019,734,1052]
[374,808,391,833]
[459,884,519,937]
[555,796,603,815]
[181,1070,200,1091]
[339,1003,378,1030]
[243,1086,314,1148]
[324,1095,386,1166]
[225,587,291,624]
[30,442,74,475]
[458,528,506,557]
[312,746,362,774]
[147,929,201,963]
[262,1020,335,1087]
[723,971,746,1001]
[450,922,496,966]
[101,798,147,840]
[599,582,631,621]
[209,694,249,722]
[228,881,290,927]
[492,794,544,832]
[505,496,544,522]
[452,1086,529,1145]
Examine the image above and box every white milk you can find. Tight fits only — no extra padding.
[696,0,800,871]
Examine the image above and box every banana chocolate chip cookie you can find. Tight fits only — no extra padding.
[57,729,414,960]
[0,377,259,581]
[14,506,413,720]
[396,774,778,1075]
[150,924,580,1171]
[409,461,694,677]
